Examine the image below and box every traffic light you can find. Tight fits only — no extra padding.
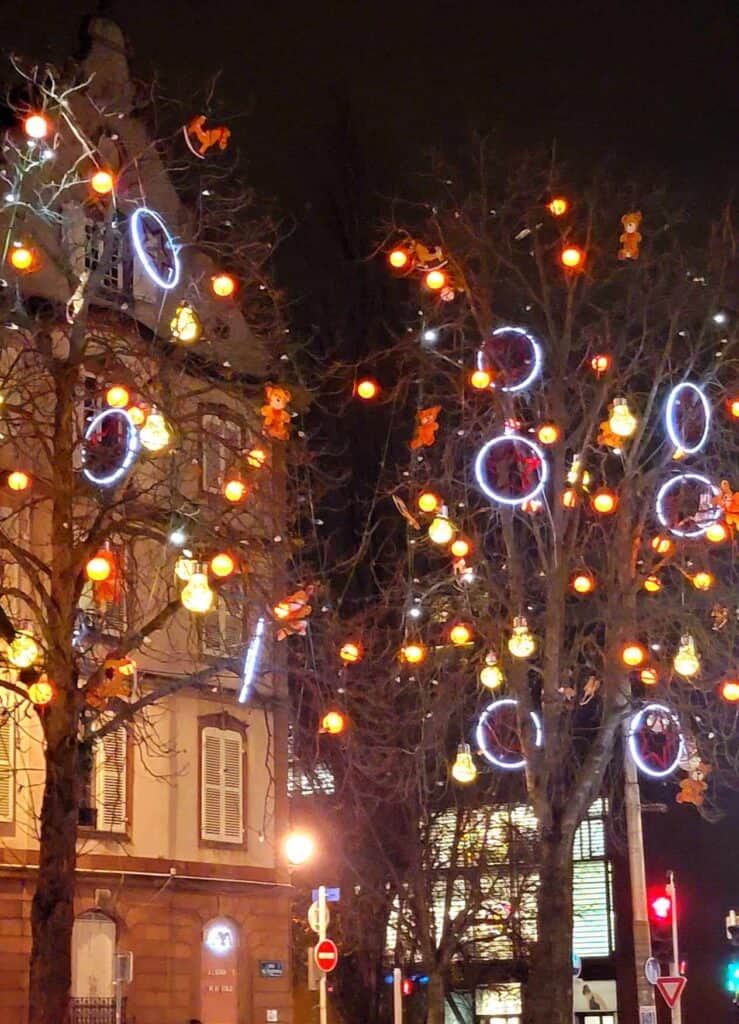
[725,960,739,997]
[648,886,674,960]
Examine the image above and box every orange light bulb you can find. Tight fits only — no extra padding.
[400,642,427,664]
[571,571,595,594]
[106,385,130,408]
[560,246,584,269]
[706,521,729,544]
[450,538,471,559]
[643,575,662,593]
[7,471,30,492]
[592,489,617,514]
[651,535,673,555]
[417,491,441,514]
[590,354,612,375]
[85,553,113,582]
[28,679,54,706]
[691,571,714,591]
[356,378,379,400]
[470,369,492,390]
[537,423,560,445]
[730,398,739,419]
[339,641,363,664]
[246,447,267,468]
[211,273,236,298]
[621,642,646,667]
[449,623,473,646]
[91,170,114,195]
[223,478,248,503]
[9,246,35,272]
[640,667,659,686]
[562,488,579,508]
[720,680,739,703]
[23,113,50,140]
[424,269,447,291]
[548,197,569,216]
[321,710,346,735]
[210,552,235,578]
[388,247,410,270]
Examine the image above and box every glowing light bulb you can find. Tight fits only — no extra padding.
[562,488,579,508]
[210,552,235,578]
[400,642,427,664]
[425,268,447,291]
[28,679,54,705]
[571,571,595,594]
[181,570,214,613]
[450,537,471,559]
[339,641,363,663]
[537,423,560,445]
[691,571,714,591]
[480,652,504,690]
[170,303,202,344]
[174,556,196,582]
[8,631,39,668]
[223,478,248,503]
[706,521,728,544]
[451,742,477,784]
[139,408,172,452]
[246,447,267,469]
[640,667,659,686]
[388,247,410,270]
[470,369,492,389]
[356,378,379,400]
[9,245,35,272]
[23,113,50,139]
[7,471,30,492]
[85,552,113,582]
[417,491,441,514]
[106,385,130,408]
[651,535,673,555]
[621,642,647,667]
[91,170,114,195]
[428,507,454,545]
[643,575,662,593]
[590,354,612,375]
[720,680,739,703]
[284,831,314,865]
[548,197,568,216]
[211,273,236,297]
[449,623,473,646]
[560,245,584,269]
[508,617,536,659]
[592,489,617,515]
[673,634,700,677]
[729,397,739,419]
[608,396,638,438]
[321,710,346,735]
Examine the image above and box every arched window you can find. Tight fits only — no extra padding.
[71,910,116,998]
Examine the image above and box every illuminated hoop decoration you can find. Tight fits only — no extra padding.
[474,433,549,506]
[238,617,266,704]
[655,473,721,538]
[130,207,181,290]
[628,702,685,779]
[665,382,711,455]
[81,408,140,487]
[476,698,543,771]
[480,326,543,393]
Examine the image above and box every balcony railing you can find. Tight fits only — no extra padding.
[70,997,126,1024]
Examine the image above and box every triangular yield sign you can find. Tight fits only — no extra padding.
[656,975,686,1008]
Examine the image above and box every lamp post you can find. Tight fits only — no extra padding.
[285,832,327,1024]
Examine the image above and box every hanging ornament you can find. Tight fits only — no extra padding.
[477,326,543,393]
[261,385,292,441]
[608,397,638,439]
[656,473,721,538]
[628,702,685,778]
[170,303,202,344]
[8,244,37,272]
[712,481,739,531]
[23,113,50,139]
[91,170,114,196]
[392,495,421,530]
[451,743,478,784]
[321,710,346,735]
[676,763,711,806]
[475,433,548,506]
[181,569,214,614]
[339,640,363,663]
[410,405,441,450]
[428,507,454,545]
[449,623,473,646]
[665,383,711,455]
[417,491,441,514]
[476,698,543,771]
[479,651,504,690]
[184,115,231,157]
[210,552,235,578]
[28,678,54,706]
[673,634,700,677]
[508,616,536,659]
[130,208,181,290]
[618,211,642,260]
[272,587,313,640]
[8,631,39,668]
[399,642,427,665]
[139,407,172,452]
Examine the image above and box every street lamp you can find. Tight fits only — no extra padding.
[284,830,315,866]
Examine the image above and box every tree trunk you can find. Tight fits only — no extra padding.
[426,969,445,1024]
[28,712,80,1024]
[523,833,574,1024]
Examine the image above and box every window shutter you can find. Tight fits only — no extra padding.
[1,505,32,626]
[201,727,243,844]
[201,415,242,494]
[0,704,15,823]
[202,583,244,656]
[95,726,127,833]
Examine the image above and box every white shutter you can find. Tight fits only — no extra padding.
[201,727,243,844]
[202,583,243,656]
[201,415,242,493]
[1,505,32,626]
[95,726,127,833]
[0,703,15,823]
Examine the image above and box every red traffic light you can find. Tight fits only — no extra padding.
[402,979,413,996]
[649,890,672,922]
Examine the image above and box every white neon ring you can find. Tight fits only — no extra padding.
[628,702,685,779]
[655,473,720,537]
[130,207,181,290]
[490,326,543,393]
[474,434,549,506]
[476,698,543,771]
[665,382,711,454]
[82,408,140,487]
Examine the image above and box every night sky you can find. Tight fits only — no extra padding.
[4,0,739,1018]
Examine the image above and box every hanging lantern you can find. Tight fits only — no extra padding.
[592,489,618,514]
[210,552,235,578]
[640,667,659,686]
[387,247,412,272]
[211,273,237,298]
[451,742,478,784]
[450,537,471,559]
[181,570,214,613]
[223,477,248,503]
[8,245,36,272]
[399,642,427,665]
[106,385,130,409]
[417,491,441,514]
[90,170,114,195]
[548,197,569,217]
[321,710,346,735]
[562,488,579,508]
[28,678,54,706]
[508,616,536,659]
[590,354,612,375]
[339,640,363,664]
[424,268,447,291]
[480,652,504,690]
[449,623,473,646]
[246,447,267,469]
[23,113,50,139]
[85,551,114,582]
[691,571,714,591]
[428,507,454,545]
[673,634,700,677]
[621,642,647,667]
[170,303,202,344]
[7,471,30,492]
[536,423,560,445]
[8,631,39,668]
[571,571,595,594]
[608,396,638,439]
[355,378,379,400]
[560,245,584,270]
[470,369,492,390]
[719,679,739,703]
[174,556,197,582]
[643,575,662,593]
[651,535,673,555]
[139,408,172,452]
[705,521,729,544]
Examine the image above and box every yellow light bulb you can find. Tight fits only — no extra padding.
[673,634,700,678]
[181,571,214,613]
[400,642,427,665]
[8,631,39,668]
[428,507,454,545]
[643,575,662,593]
[139,408,172,452]
[480,663,504,690]
[608,396,638,438]
[691,571,714,591]
[508,617,536,659]
[170,303,202,344]
[450,623,473,646]
[451,743,477,784]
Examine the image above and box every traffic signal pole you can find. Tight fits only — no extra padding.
[318,885,328,1024]
[624,727,657,1017]
[666,872,682,1024]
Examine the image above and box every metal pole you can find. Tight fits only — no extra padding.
[393,967,403,1024]
[667,871,682,1024]
[319,884,327,1024]
[623,725,657,1017]
[114,980,123,1024]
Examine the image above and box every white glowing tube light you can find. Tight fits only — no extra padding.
[239,617,266,703]
[476,698,543,771]
[130,207,181,290]
[628,702,685,779]
[491,326,543,393]
[81,408,140,487]
[655,473,720,538]
[474,434,548,506]
[665,382,711,454]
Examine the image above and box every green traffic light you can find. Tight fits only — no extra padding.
[725,962,739,994]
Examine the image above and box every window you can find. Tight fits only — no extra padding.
[287,729,335,796]
[0,504,32,627]
[572,800,615,957]
[0,695,16,824]
[202,581,244,656]
[475,984,522,1024]
[84,219,125,292]
[80,723,128,834]
[201,414,242,494]
[78,543,128,638]
[201,726,244,844]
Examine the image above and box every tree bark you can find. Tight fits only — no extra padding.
[523,832,574,1024]
[28,706,80,1024]
[426,969,445,1024]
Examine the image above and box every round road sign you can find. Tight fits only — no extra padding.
[307,901,330,934]
[314,938,339,973]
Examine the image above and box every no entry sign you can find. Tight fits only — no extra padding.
[314,938,339,973]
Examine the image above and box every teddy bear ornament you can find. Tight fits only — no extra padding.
[618,211,642,260]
